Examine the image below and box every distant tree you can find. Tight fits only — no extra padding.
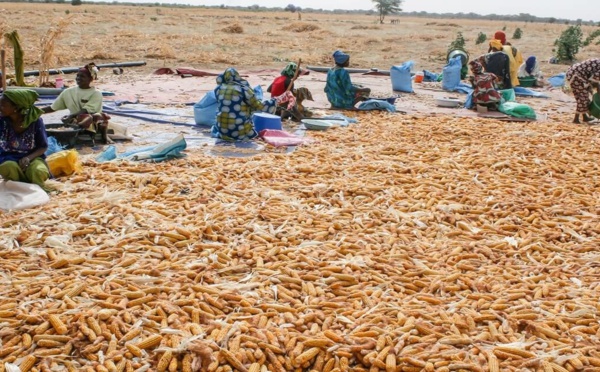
[513,27,522,39]
[248,4,259,10]
[71,0,82,4]
[502,25,506,31]
[554,25,583,62]
[548,17,557,23]
[285,4,297,13]
[475,32,487,45]
[372,0,402,24]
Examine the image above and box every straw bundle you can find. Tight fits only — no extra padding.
[39,16,71,86]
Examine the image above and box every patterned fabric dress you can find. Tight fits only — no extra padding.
[212,68,277,141]
[566,59,600,114]
[470,61,501,107]
[0,117,48,164]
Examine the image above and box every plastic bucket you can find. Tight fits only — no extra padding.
[252,112,282,132]
[518,77,537,87]
[414,72,424,83]
[590,94,600,119]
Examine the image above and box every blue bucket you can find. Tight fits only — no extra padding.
[252,113,282,132]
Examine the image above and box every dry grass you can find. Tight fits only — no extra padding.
[38,16,71,86]
[220,23,244,34]
[283,22,321,33]
[0,4,597,75]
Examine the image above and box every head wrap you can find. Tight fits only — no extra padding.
[525,56,536,75]
[79,63,98,80]
[333,50,350,65]
[1,89,43,128]
[489,39,503,51]
[281,62,298,78]
[216,67,248,87]
[469,60,484,75]
[494,31,506,45]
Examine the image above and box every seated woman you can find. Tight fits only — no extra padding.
[469,60,502,110]
[42,63,112,144]
[518,56,543,80]
[0,89,51,189]
[213,68,294,141]
[324,50,371,109]
[482,40,512,89]
[267,62,313,121]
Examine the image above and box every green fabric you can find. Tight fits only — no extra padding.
[2,89,43,128]
[4,31,25,86]
[281,62,297,78]
[498,101,537,119]
[498,88,516,102]
[0,158,49,189]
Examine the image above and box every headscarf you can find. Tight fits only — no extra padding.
[333,50,350,65]
[79,63,98,80]
[469,60,484,75]
[494,31,506,45]
[1,89,43,128]
[216,67,248,87]
[525,56,536,75]
[489,39,503,51]
[281,62,298,78]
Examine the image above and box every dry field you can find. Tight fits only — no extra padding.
[1,3,599,75]
[3,4,600,372]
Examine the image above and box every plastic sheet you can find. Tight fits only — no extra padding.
[259,130,313,147]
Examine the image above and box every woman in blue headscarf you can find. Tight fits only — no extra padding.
[518,56,542,79]
[324,50,371,109]
[213,68,294,141]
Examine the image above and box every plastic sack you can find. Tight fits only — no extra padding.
[254,85,264,100]
[0,180,50,211]
[464,91,474,109]
[46,149,83,177]
[193,90,218,127]
[442,56,463,91]
[499,102,537,119]
[548,73,565,88]
[390,61,414,93]
[498,88,516,102]
[45,137,65,157]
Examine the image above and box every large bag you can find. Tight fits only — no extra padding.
[390,61,414,93]
[442,56,462,91]
[193,91,218,127]
[0,180,49,211]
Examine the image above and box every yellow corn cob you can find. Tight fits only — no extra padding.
[116,359,127,372]
[19,355,36,372]
[157,350,173,372]
[119,328,142,343]
[104,360,117,372]
[182,354,193,372]
[220,349,248,372]
[168,355,178,372]
[86,317,102,336]
[21,334,32,348]
[385,354,396,372]
[488,354,499,372]
[294,347,320,367]
[48,314,67,335]
[247,363,261,372]
[136,334,162,350]
[126,343,143,357]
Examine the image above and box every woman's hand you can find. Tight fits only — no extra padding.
[61,115,75,124]
[18,156,31,171]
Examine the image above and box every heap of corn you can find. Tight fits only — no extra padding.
[2,112,600,372]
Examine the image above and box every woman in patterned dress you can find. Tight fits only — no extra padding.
[212,68,294,141]
[469,60,502,110]
[566,59,600,124]
[0,89,50,189]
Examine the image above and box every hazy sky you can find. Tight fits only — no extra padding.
[152,0,599,21]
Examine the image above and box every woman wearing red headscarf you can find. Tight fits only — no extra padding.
[42,63,112,144]
[489,31,523,87]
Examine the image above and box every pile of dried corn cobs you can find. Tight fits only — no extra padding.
[2,113,600,372]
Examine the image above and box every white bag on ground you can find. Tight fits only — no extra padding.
[0,180,49,211]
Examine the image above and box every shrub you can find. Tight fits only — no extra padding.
[554,25,583,62]
[583,29,600,46]
[448,32,466,52]
[150,17,157,21]
[475,32,487,45]
[513,28,523,39]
